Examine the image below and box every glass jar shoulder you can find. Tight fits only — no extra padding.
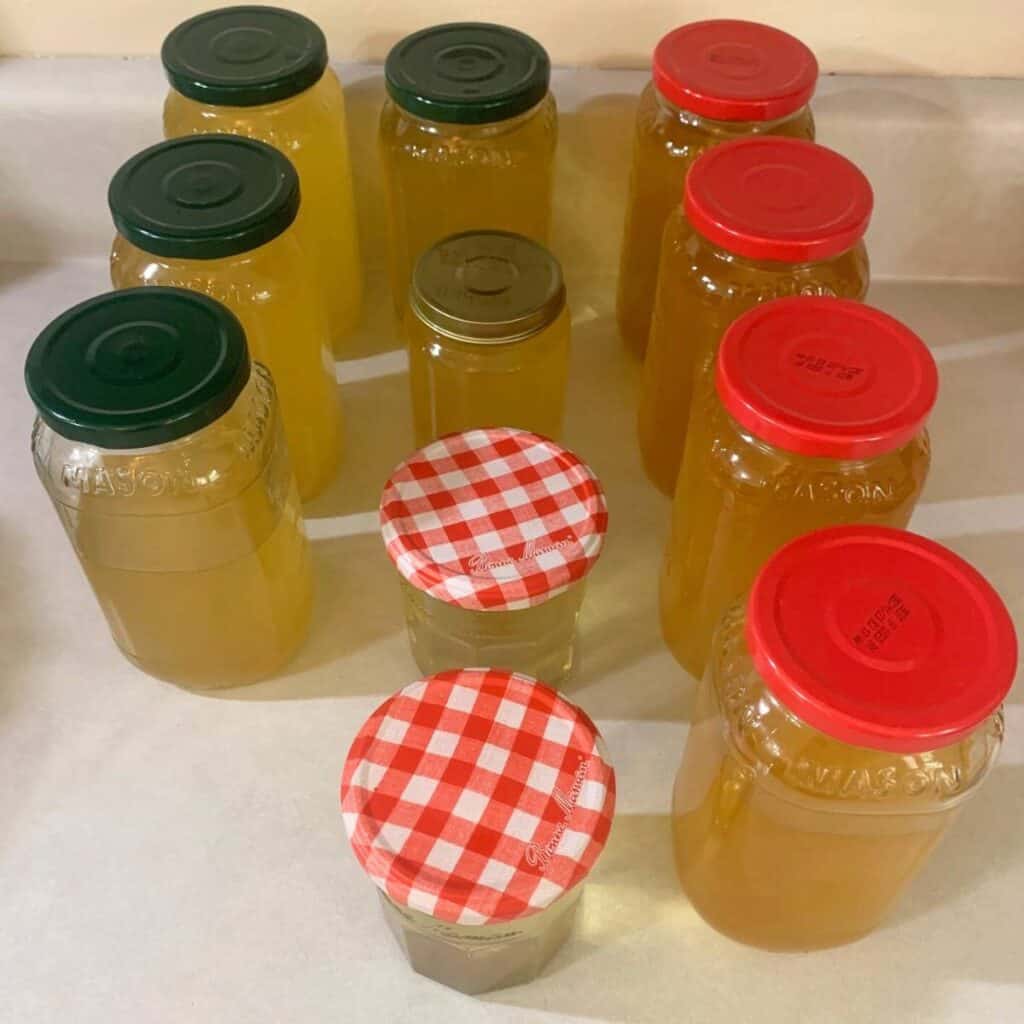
[661,212,870,306]
[164,76,342,149]
[111,234,304,310]
[699,401,930,510]
[708,603,1003,812]
[32,364,281,515]
[637,83,815,155]
[379,94,557,164]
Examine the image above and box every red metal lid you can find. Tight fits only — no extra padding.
[379,428,608,611]
[652,20,818,122]
[341,669,616,925]
[715,297,938,459]
[747,526,1018,753]
[684,137,873,262]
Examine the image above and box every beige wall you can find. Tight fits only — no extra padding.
[1,0,1022,76]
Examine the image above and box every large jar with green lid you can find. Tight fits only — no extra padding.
[162,5,362,350]
[108,134,343,501]
[26,288,312,688]
[407,230,569,445]
[380,23,557,317]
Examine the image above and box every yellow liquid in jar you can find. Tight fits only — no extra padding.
[400,579,584,686]
[672,608,1002,950]
[638,212,870,496]
[406,308,571,447]
[662,403,930,680]
[617,84,815,359]
[110,233,343,502]
[380,96,557,318]
[40,369,313,688]
[164,70,363,348]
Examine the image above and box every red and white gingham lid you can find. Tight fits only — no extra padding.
[340,669,616,925]
[379,429,609,611]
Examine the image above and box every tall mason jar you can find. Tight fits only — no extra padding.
[162,5,363,348]
[618,19,818,357]
[26,287,312,688]
[380,22,557,317]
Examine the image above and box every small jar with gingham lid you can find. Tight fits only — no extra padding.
[341,668,616,993]
[379,429,609,684]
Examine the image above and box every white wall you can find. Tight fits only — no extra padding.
[1,0,1023,76]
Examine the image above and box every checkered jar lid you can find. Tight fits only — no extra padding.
[379,429,608,611]
[340,669,616,925]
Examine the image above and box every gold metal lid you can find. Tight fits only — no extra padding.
[410,231,566,344]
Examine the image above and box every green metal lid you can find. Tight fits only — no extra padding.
[162,5,328,107]
[108,135,300,260]
[411,230,565,343]
[385,23,551,125]
[25,288,251,449]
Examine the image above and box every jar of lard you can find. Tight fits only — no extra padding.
[380,22,557,316]
[618,19,817,357]
[342,668,616,993]
[380,429,608,685]
[26,287,312,688]
[162,5,362,348]
[674,526,1016,950]
[638,137,872,495]
[408,230,570,446]
[109,134,343,502]
[662,297,936,680]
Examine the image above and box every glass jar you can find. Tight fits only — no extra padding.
[25,288,313,688]
[638,137,872,495]
[662,298,937,680]
[380,23,557,317]
[408,230,570,446]
[162,5,362,349]
[674,526,1017,950]
[109,135,343,502]
[380,429,608,686]
[617,20,818,358]
[342,668,616,993]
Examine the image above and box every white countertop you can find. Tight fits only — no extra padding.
[2,59,1023,1024]
[2,258,1022,1024]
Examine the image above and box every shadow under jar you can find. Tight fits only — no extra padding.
[162,5,363,348]
[341,668,616,993]
[379,429,608,686]
[408,230,570,446]
[26,288,312,688]
[617,19,818,358]
[108,134,343,502]
[380,22,557,318]
[662,297,937,681]
[674,526,1017,951]
[638,136,873,496]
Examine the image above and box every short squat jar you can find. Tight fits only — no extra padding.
[109,134,343,501]
[618,19,818,357]
[162,5,362,347]
[342,668,616,993]
[663,297,937,680]
[408,230,570,446]
[380,23,557,316]
[638,137,872,495]
[674,526,1017,951]
[26,288,312,688]
[380,429,608,685]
